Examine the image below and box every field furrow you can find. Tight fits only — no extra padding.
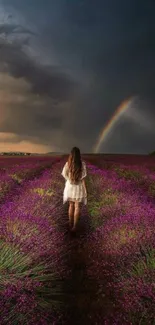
[0,155,154,325]
[0,158,69,325]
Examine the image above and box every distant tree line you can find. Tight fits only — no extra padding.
[149,151,155,156]
[0,152,31,156]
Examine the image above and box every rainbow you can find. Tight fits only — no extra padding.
[93,97,135,153]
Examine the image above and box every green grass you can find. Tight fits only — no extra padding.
[114,167,142,181]
[131,247,155,277]
[31,187,54,196]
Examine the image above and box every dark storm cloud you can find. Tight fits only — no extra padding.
[0,73,67,143]
[60,0,155,101]
[1,0,155,153]
[0,23,36,36]
[36,0,155,149]
[0,39,77,101]
[35,114,63,129]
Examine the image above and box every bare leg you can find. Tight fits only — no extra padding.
[68,201,74,227]
[72,201,80,231]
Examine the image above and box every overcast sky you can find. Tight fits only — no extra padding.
[0,0,155,153]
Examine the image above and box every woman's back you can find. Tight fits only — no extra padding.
[61,147,87,232]
[65,160,86,184]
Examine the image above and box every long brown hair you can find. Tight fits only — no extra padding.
[68,147,82,183]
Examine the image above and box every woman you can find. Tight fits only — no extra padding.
[61,147,87,232]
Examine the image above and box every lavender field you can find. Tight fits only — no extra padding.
[0,154,155,325]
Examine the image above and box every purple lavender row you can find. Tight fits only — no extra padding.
[0,158,60,204]
[0,158,69,325]
[84,161,155,325]
[87,156,155,202]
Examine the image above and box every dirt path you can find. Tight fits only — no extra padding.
[60,204,100,325]
[57,160,119,325]
[59,202,121,325]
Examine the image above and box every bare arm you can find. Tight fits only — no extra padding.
[81,161,87,195]
[82,178,87,196]
[61,162,69,181]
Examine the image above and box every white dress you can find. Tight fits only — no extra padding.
[61,161,87,205]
